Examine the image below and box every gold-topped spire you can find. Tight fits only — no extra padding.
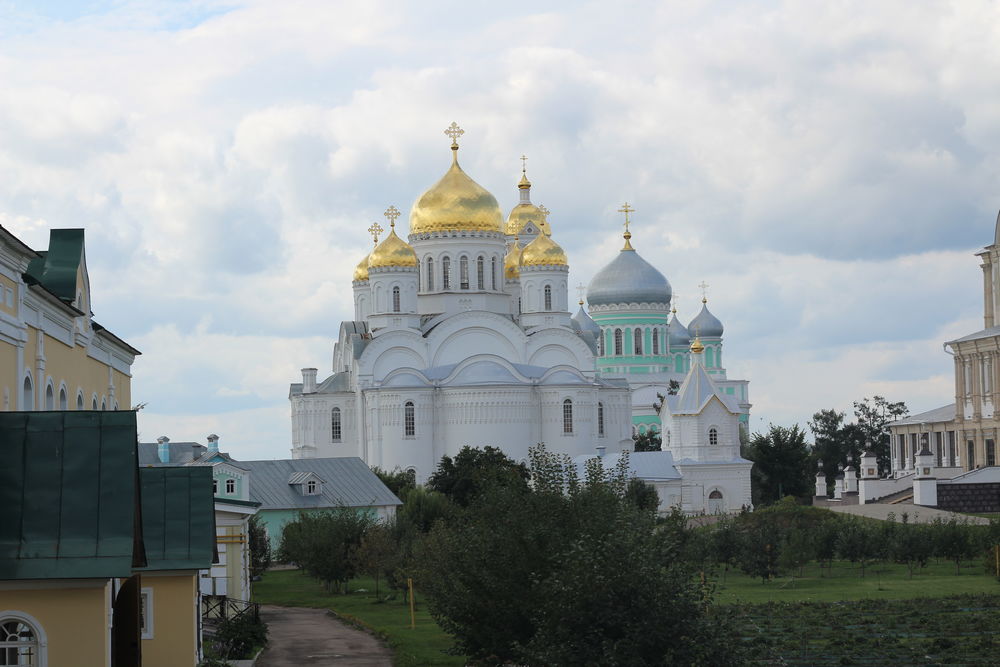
[618,202,635,250]
[368,221,384,245]
[690,336,705,354]
[518,154,531,189]
[576,282,586,306]
[444,121,464,157]
[384,205,401,229]
[698,280,709,303]
[672,294,679,315]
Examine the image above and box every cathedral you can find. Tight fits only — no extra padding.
[288,124,753,510]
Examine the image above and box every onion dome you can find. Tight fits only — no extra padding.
[368,225,418,270]
[409,126,504,235]
[587,232,671,307]
[690,336,705,354]
[521,232,568,267]
[504,238,523,278]
[571,303,601,337]
[505,167,552,236]
[668,309,690,347]
[687,299,724,338]
[353,253,371,281]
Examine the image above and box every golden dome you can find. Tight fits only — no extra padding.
[505,203,552,236]
[409,148,504,235]
[690,336,705,354]
[521,233,568,267]
[353,253,370,282]
[368,228,418,270]
[504,239,523,279]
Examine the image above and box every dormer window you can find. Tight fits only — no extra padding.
[213,479,218,494]
[225,479,235,494]
[306,480,317,494]
[288,472,324,495]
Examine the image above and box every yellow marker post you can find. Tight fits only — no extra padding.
[408,578,416,629]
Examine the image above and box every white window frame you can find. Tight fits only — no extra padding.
[225,478,235,494]
[0,609,49,666]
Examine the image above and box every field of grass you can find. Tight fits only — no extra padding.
[713,559,1000,604]
[253,569,465,667]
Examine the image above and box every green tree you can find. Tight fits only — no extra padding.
[427,445,529,507]
[278,508,374,593]
[853,396,908,476]
[632,430,662,452]
[836,516,879,577]
[370,466,416,497]
[397,485,453,533]
[624,477,659,511]
[355,522,395,599]
[742,424,812,506]
[247,515,272,579]
[809,408,864,486]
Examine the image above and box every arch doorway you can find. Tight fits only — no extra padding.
[707,489,724,514]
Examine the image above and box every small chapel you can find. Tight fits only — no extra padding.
[288,124,753,512]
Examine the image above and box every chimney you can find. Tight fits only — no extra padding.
[156,436,170,464]
[207,433,219,455]
[596,445,607,458]
[302,368,318,393]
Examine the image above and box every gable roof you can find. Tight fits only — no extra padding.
[136,466,216,571]
[287,471,324,485]
[667,362,738,415]
[236,457,401,510]
[0,411,145,580]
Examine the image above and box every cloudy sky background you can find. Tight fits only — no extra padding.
[2,0,997,458]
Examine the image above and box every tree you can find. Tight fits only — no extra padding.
[742,424,812,506]
[247,515,272,579]
[624,477,659,512]
[397,485,453,533]
[278,508,374,593]
[355,522,396,599]
[836,516,879,577]
[370,466,416,497]
[427,445,529,507]
[853,396,908,476]
[632,430,662,452]
[809,409,864,486]
[415,444,740,666]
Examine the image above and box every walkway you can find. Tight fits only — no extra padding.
[255,605,392,667]
[828,503,990,525]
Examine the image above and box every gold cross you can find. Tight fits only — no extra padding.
[538,204,550,219]
[672,293,679,314]
[698,280,709,302]
[617,202,634,231]
[520,154,528,173]
[383,205,401,229]
[367,222,383,245]
[444,122,464,147]
[576,283,587,304]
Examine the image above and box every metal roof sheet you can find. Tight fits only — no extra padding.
[0,411,144,580]
[136,466,216,571]
[573,451,682,481]
[888,404,955,427]
[236,457,401,510]
[138,441,207,465]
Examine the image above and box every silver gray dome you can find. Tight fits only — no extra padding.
[668,313,690,347]
[587,248,671,307]
[688,301,724,338]
[571,304,601,337]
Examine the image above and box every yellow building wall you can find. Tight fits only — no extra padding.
[143,573,199,667]
[0,343,16,411]
[0,274,15,317]
[0,583,111,667]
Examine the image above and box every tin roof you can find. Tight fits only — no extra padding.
[236,457,401,510]
[0,411,145,580]
[136,466,216,571]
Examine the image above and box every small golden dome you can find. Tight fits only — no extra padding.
[504,240,523,279]
[505,203,552,237]
[521,233,568,267]
[368,229,418,270]
[409,150,504,235]
[353,253,370,282]
[690,336,705,354]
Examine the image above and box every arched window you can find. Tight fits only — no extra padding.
[22,376,33,411]
[331,407,342,442]
[1,615,44,666]
[92,396,98,410]
[544,285,552,311]
[597,402,605,437]
[709,427,719,445]
[392,286,401,313]
[459,256,469,290]
[426,257,434,291]
[442,256,451,290]
[709,490,723,499]
[477,256,485,290]
[76,392,84,410]
[59,386,67,410]
[45,384,54,410]
[562,398,573,434]
[404,401,416,437]
[634,328,643,355]
[225,479,235,494]
[652,328,659,355]
[491,257,497,290]
[101,398,107,411]
[614,329,623,356]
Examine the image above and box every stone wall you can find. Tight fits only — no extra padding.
[936,482,1000,513]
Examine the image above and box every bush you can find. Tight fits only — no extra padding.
[212,613,267,660]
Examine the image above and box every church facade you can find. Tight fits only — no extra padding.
[289,125,633,480]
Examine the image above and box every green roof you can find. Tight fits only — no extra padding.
[0,411,145,580]
[136,466,216,571]
[25,229,85,303]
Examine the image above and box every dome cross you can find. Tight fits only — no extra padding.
[576,282,587,305]
[384,205,401,230]
[538,204,550,220]
[698,280,710,302]
[444,122,464,148]
[367,222,384,245]
[520,154,528,173]
[618,202,635,249]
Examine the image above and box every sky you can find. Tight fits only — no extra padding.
[1,0,998,459]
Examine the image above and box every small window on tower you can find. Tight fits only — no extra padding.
[544,285,552,311]
[709,427,719,446]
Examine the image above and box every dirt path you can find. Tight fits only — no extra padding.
[255,605,392,666]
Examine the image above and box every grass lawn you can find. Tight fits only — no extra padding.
[253,569,465,667]
[713,558,1000,604]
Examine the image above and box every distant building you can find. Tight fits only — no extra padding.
[0,225,139,412]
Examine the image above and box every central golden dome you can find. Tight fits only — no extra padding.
[521,233,568,267]
[409,148,504,235]
[368,228,418,269]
